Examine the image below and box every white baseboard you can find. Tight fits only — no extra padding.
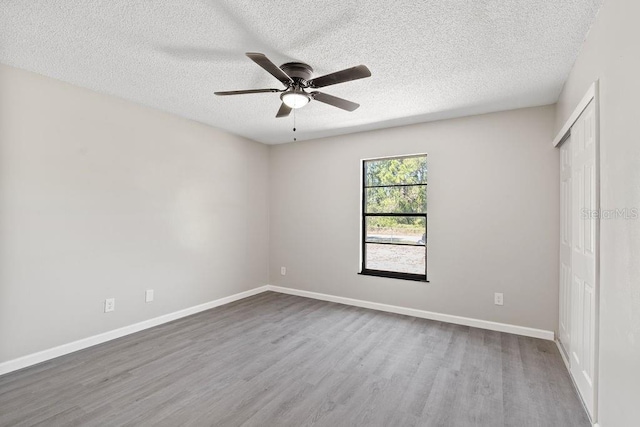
[266,285,555,341]
[1,283,555,377]
[556,339,571,371]
[0,285,270,376]
[556,340,596,425]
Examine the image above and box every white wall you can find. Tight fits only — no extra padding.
[0,64,269,363]
[269,105,559,332]
[555,0,640,425]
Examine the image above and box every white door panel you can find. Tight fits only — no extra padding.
[559,135,572,356]
[568,99,597,418]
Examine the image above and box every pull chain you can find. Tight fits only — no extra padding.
[293,109,297,142]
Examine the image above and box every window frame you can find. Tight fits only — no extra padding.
[360,154,428,282]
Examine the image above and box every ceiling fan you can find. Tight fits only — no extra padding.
[214,52,371,118]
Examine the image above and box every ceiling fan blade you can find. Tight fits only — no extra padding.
[246,52,293,86]
[214,88,282,96]
[308,65,371,88]
[311,91,360,111]
[276,103,292,118]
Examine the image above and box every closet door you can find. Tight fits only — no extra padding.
[569,99,597,417]
[559,134,572,357]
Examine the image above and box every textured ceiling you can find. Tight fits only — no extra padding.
[0,0,603,144]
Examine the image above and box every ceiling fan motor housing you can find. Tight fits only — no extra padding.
[280,62,314,86]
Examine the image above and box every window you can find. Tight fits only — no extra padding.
[361,154,427,282]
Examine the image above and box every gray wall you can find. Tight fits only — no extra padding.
[556,0,640,425]
[269,105,559,332]
[0,64,270,363]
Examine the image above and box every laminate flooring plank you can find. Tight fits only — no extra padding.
[420,366,463,426]
[501,333,539,426]
[396,355,442,417]
[316,374,389,427]
[446,328,505,426]
[249,370,352,427]
[0,292,590,427]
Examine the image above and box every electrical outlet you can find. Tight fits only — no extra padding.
[145,289,154,303]
[494,293,504,306]
[104,298,115,313]
[281,266,286,276]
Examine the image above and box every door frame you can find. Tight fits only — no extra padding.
[553,81,600,424]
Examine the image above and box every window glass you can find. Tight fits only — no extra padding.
[361,154,427,281]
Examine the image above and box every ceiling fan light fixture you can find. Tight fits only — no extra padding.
[281,90,310,109]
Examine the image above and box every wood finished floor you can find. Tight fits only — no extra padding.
[0,292,589,427]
